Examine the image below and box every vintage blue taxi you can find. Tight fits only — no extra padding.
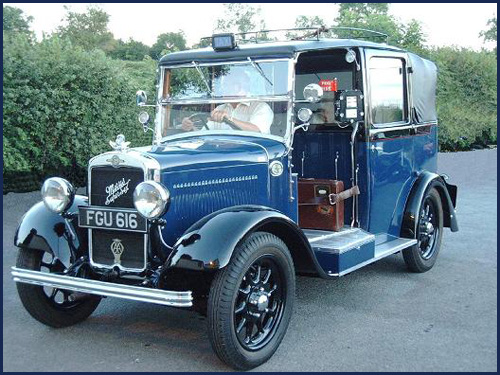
[12,28,458,370]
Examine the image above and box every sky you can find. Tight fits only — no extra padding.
[5,3,497,50]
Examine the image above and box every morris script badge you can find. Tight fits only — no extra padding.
[105,178,131,205]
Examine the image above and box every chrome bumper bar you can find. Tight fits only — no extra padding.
[11,267,193,307]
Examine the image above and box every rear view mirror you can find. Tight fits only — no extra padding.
[303,83,324,103]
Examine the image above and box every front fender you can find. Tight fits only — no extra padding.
[167,205,325,276]
[14,195,89,267]
[401,172,459,239]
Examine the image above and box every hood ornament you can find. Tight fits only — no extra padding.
[109,134,130,151]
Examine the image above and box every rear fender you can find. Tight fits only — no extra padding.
[401,172,458,239]
[14,195,89,267]
[167,205,326,277]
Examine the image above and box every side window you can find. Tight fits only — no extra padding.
[369,57,407,125]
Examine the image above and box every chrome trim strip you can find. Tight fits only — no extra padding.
[172,174,259,189]
[11,267,193,307]
[87,149,161,272]
[369,122,437,136]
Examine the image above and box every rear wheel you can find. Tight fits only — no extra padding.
[403,188,444,272]
[207,232,295,370]
[16,248,101,328]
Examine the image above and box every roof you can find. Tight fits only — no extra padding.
[159,38,404,65]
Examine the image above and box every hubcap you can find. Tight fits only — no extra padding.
[233,256,285,351]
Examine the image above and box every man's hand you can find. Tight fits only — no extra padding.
[181,117,195,131]
[210,109,230,123]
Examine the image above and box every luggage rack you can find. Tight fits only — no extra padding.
[200,26,389,47]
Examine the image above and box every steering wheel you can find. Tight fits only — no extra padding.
[188,113,210,130]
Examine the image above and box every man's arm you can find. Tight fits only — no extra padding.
[212,109,261,132]
[211,102,273,133]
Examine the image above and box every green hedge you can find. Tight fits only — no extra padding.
[3,35,156,193]
[431,47,497,151]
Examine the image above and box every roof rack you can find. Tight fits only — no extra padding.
[200,26,389,47]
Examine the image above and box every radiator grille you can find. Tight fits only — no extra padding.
[89,165,147,270]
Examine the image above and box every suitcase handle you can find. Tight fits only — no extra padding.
[329,185,360,205]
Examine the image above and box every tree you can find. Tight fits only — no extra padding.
[400,19,427,55]
[150,31,187,59]
[294,15,326,28]
[110,38,150,61]
[480,17,497,43]
[57,5,116,53]
[334,3,426,52]
[480,17,497,54]
[334,3,402,44]
[3,6,33,37]
[214,3,266,36]
[285,15,326,40]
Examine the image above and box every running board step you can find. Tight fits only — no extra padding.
[11,267,193,307]
[304,228,417,277]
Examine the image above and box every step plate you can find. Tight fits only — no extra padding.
[305,228,376,275]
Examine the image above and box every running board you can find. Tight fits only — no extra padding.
[11,267,193,307]
[331,236,417,277]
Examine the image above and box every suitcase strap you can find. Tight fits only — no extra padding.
[329,185,360,205]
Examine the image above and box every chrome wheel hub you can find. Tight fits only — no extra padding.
[249,290,270,312]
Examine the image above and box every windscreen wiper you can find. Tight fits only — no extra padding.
[247,57,273,87]
[191,61,212,96]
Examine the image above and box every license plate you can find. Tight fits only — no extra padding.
[79,206,147,233]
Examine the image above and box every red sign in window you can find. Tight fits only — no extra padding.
[319,78,338,92]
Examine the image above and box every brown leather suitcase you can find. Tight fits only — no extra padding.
[298,178,344,231]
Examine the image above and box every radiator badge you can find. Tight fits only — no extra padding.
[105,178,131,205]
[111,239,125,265]
[106,155,125,168]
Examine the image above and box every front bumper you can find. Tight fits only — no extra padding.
[11,267,193,307]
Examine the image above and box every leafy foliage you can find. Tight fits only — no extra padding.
[3,5,33,36]
[3,34,156,192]
[334,3,426,51]
[109,38,151,61]
[214,3,266,36]
[56,5,116,53]
[480,17,497,43]
[430,47,497,151]
[150,31,187,60]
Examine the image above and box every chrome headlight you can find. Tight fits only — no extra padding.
[133,181,170,219]
[41,177,75,213]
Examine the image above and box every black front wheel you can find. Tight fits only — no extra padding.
[207,232,295,370]
[16,248,101,328]
[403,188,444,273]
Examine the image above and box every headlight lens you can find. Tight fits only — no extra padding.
[41,177,75,213]
[133,181,170,219]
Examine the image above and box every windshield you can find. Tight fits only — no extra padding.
[157,60,291,140]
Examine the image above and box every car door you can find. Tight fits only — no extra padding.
[364,49,415,236]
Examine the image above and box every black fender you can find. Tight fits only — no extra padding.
[401,172,459,239]
[14,195,89,267]
[167,205,327,277]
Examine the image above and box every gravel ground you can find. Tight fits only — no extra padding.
[2,149,497,372]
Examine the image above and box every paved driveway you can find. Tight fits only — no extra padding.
[3,149,497,371]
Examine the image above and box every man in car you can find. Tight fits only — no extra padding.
[181,70,274,134]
